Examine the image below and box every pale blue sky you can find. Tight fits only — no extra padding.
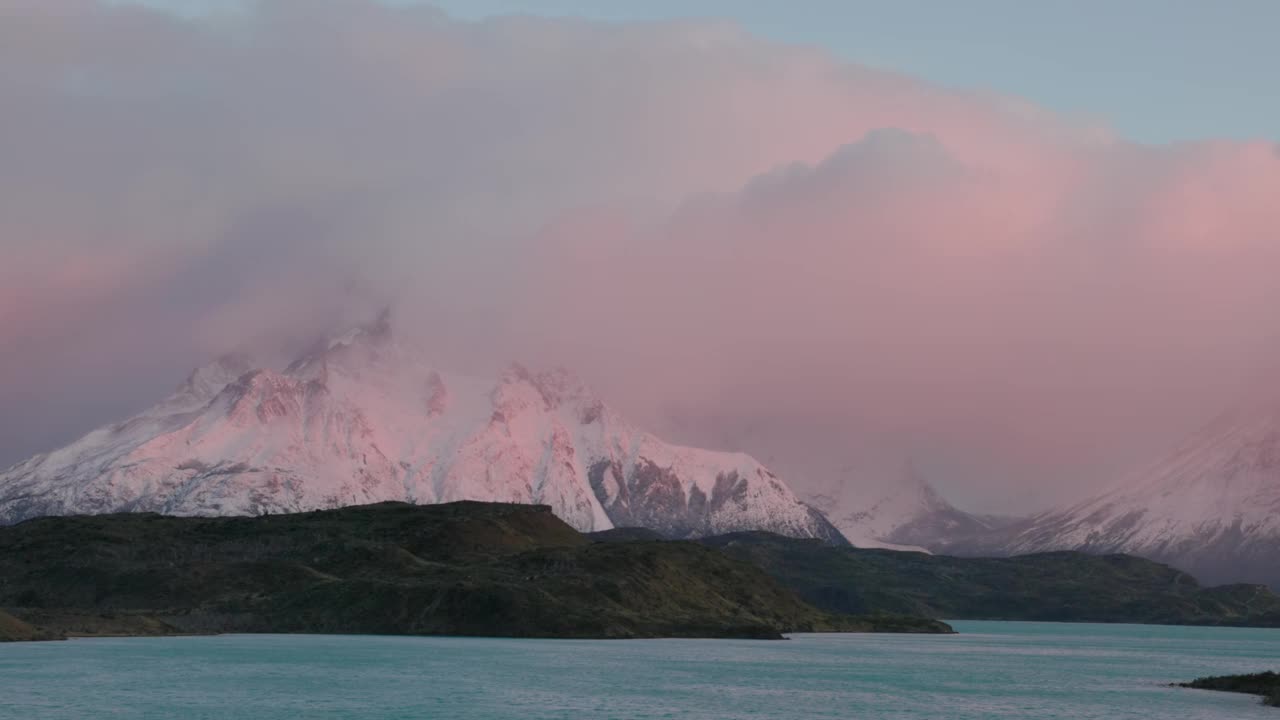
[130,0,1280,144]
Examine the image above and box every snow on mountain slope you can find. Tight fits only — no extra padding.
[804,460,997,552]
[0,316,844,543]
[650,414,990,552]
[967,403,1280,587]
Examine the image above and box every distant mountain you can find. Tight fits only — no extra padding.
[0,314,843,544]
[804,460,999,551]
[694,532,1280,627]
[951,403,1280,588]
[0,501,948,640]
[649,412,1004,551]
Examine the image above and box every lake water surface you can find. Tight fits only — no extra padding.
[3,621,1278,719]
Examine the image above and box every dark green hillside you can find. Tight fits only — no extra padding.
[0,609,60,642]
[697,532,1280,626]
[0,501,949,641]
[586,527,667,543]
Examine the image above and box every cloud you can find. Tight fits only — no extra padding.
[522,131,1280,508]
[2,0,1278,511]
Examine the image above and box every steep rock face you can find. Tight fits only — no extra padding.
[0,320,843,544]
[958,405,1280,588]
[589,459,839,540]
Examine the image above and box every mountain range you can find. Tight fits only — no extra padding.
[647,414,1003,551]
[663,400,1280,590]
[0,314,842,544]
[946,402,1280,588]
[3,312,1277,591]
[804,460,1014,552]
[705,395,1280,590]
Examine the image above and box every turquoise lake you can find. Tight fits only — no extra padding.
[3,621,1278,719]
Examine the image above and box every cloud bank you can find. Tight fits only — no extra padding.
[3,0,1278,510]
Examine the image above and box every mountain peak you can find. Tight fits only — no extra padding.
[163,352,256,412]
[801,455,986,551]
[325,308,395,352]
[498,363,601,418]
[286,310,400,380]
[898,459,952,513]
[955,397,1280,589]
[0,343,840,546]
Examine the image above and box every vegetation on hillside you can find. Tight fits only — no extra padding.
[690,532,1280,626]
[0,502,949,641]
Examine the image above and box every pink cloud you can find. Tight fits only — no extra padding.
[518,131,1280,509]
[1,0,1278,511]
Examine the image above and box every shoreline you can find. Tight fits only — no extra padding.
[2,620,952,640]
[1174,672,1280,708]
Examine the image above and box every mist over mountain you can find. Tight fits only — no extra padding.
[946,400,1280,589]
[4,1,1280,519]
[0,316,842,545]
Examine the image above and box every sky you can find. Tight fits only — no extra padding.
[3,0,1280,513]
[126,0,1280,144]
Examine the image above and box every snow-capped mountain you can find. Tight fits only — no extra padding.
[0,315,844,543]
[651,412,995,551]
[804,460,999,552]
[956,402,1280,588]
